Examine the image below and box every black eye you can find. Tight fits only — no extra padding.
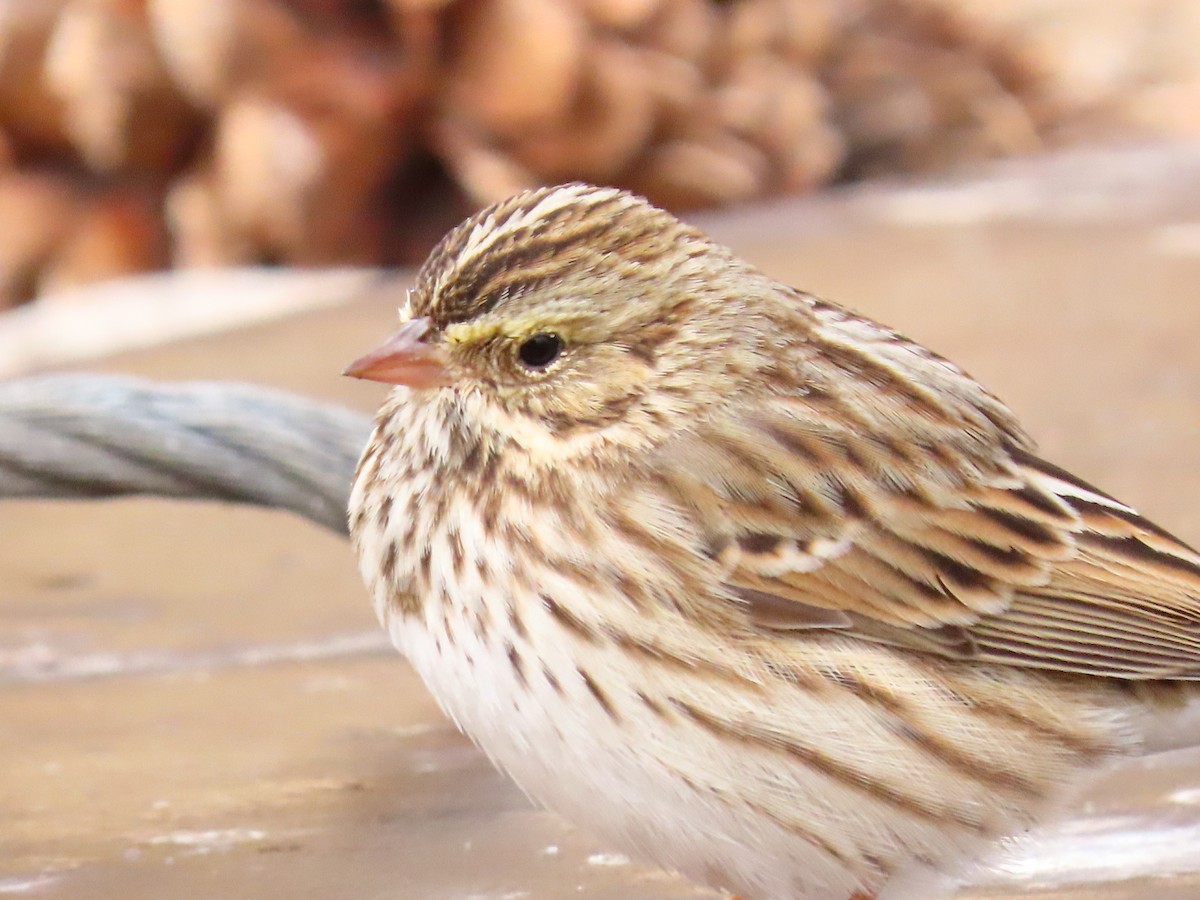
[517,333,563,370]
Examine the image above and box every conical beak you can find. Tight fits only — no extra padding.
[342,317,450,387]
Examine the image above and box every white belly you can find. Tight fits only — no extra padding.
[385,599,896,900]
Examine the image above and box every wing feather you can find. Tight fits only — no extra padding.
[653,302,1200,680]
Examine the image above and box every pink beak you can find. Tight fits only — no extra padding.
[342,317,451,388]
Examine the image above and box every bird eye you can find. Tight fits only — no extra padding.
[517,333,563,370]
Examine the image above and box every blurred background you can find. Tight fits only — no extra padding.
[3,3,1200,898]
[0,0,1197,311]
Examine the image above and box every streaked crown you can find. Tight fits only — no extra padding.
[410,184,698,328]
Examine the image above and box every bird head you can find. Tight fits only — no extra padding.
[345,184,804,458]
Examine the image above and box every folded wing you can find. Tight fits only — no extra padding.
[656,299,1200,680]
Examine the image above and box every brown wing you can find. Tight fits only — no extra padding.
[655,304,1200,680]
[961,452,1200,677]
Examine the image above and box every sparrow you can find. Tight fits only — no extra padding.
[345,182,1200,899]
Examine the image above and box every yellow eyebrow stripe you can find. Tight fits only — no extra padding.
[443,315,579,346]
[443,320,507,345]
